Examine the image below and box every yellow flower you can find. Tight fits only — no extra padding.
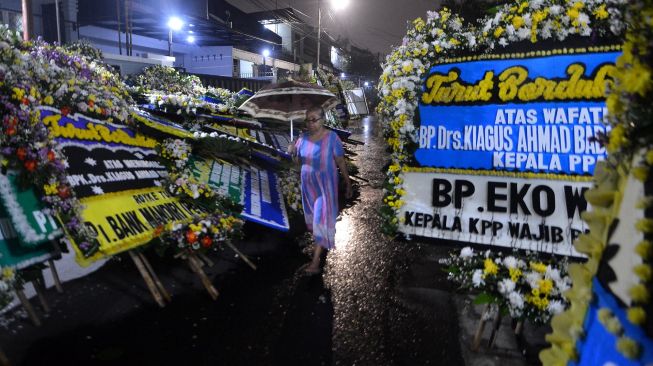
[512,16,524,29]
[635,240,652,259]
[449,38,460,46]
[626,307,646,325]
[633,264,652,281]
[494,26,505,38]
[509,267,522,282]
[43,95,54,105]
[539,279,554,295]
[629,284,650,303]
[483,258,499,277]
[43,183,58,195]
[635,218,653,233]
[530,261,547,274]
[2,267,14,280]
[567,8,580,20]
[616,337,640,360]
[593,4,609,20]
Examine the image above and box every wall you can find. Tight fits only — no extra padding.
[79,25,234,76]
[181,45,233,77]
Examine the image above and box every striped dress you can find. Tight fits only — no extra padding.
[295,130,344,250]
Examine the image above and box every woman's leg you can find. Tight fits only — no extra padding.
[306,244,323,273]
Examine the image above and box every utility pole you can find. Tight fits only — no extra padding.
[316,0,321,72]
[21,0,33,41]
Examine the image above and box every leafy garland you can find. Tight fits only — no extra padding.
[376,0,627,235]
[541,0,653,363]
[156,138,244,254]
[442,247,571,324]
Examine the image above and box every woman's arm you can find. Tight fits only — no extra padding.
[335,155,352,199]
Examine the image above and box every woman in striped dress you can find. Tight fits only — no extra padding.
[288,106,352,274]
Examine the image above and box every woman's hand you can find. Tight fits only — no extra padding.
[287,142,297,156]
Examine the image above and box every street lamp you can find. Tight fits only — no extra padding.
[187,35,195,44]
[167,16,183,57]
[262,49,270,77]
[317,0,349,71]
[341,72,346,78]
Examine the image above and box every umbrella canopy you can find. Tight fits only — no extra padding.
[238,80,339,121]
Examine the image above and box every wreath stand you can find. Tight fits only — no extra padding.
[471,304,524,351]
[174,242,257,301]
[12,263,62,327]
[128,251,171,308]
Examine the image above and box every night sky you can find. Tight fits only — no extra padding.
[228,0,442,56]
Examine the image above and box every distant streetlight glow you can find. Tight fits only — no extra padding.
[167,17,183,31]
[167,17,184,57]
[187,35,195,43]
[317,0,349,71]
[262,49,271,58]
[341,72,346,78]
[330,0,350,11]
[364,81,369,87]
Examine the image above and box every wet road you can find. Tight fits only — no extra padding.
[0,115,464,366]
[325,116,463,365]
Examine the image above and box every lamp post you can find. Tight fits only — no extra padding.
[167,16,183,57]
[317,0,349,72]
[262,49,270,77]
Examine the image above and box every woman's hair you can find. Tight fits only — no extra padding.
[306,106,325,119]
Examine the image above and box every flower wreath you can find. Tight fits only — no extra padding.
[376,0,627,234]
[155,138,244,254]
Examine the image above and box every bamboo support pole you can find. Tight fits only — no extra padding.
[487,311,503,348]
[137,252,171,303]
[128,251,166,308]
[186,254,218,300]
[224,242,257,270]
[32,279,50,313]
[14,288,40,326]
[47,259,63,293]
[471,304,490,351]
[198,253,215,267]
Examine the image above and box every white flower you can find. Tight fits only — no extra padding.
[545,266,561,282]
[503,256,518,269]
[84,157,97,166]
[498,279,516,295]
[517,27,531,40]
[508,292,524,309]
[547,300,565,315]
[530,0,544,10]
[525,271,542,289]
[472,269,484,288]
[549,5,562,15]
[460,247,474,258]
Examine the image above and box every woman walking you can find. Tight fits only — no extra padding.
[288,106,352,274]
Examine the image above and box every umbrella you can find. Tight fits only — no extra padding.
[238,80,339,141]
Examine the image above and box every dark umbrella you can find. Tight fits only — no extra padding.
[238,80,339,141]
